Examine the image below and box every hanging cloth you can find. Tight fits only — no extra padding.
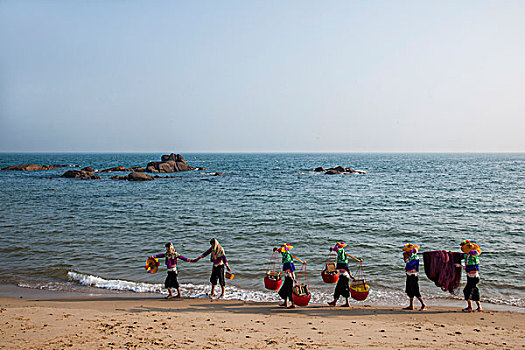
[422,250,463,294]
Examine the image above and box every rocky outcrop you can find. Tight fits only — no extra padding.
[325,169,343,175]
[111,172,155,181]
[61,170,100,180]
[146,154,195,173]
[127,172,154,181]
[317,165,367,175]
[2,164,73,171]
[100,166,134,172]
[82,167,95,172]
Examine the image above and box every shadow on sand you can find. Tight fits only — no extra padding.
[30,296,460,318]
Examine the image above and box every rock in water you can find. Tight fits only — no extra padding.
[100,166,134,172]
[2,164,67,171]
[127,172,154,181]
[321,165,365,175]
[146,153,196,173]
[61,170,100,180]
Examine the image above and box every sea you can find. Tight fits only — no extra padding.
[0,153,523,309]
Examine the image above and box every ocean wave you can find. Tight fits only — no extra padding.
[68,272,166,294]
[65,272,415,305]
[67,272,281,302]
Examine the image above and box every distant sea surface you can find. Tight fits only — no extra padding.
[0,153,523,308]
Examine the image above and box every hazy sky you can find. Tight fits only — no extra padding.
[1,1,524,152]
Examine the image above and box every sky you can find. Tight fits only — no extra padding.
[1,1,524,153]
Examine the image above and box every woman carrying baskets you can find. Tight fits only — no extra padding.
[327,242,357,307]
[402,243,427,311]
[195,238,232,299]
[273,243,305,308]
[458,240,482,312]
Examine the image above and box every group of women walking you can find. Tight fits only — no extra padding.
[271,241,364,309]
[149,238,483,313]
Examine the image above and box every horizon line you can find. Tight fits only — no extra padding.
[0,150,524,154]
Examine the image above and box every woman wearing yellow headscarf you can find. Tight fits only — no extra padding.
[195,238,232,298]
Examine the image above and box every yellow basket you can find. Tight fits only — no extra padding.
[225,271,234,280]
[350,282,370,293]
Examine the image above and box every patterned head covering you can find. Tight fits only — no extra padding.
[278,243,293,252]
[336,242,348,248]
[210,238,225,261]
[460,240,482,255]
[403,243,420,252]
[165,242,179,260]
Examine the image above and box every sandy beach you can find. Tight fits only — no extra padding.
[1,293,524,350]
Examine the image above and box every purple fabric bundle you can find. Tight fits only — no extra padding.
[423,250,463,294]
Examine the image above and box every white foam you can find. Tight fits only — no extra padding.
[65,272,524,308]
[67,272,280,302]
[68,272,165,294]
[65,272,404,305]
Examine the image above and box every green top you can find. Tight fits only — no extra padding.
[462,253,479,266]
[408,253,418,262]
[337,247,349,264]
[281,251,293,264]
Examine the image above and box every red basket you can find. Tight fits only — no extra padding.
[321,253,339,284]
[350,289,369,301]
[264,251,283,291]
[264,275,283,291]
[292,292,311,307]
[321,270,339,284]
[292,263,311,307]
[350,262,370,301]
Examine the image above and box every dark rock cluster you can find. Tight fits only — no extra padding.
[315,166,366,175]
[146,153,195,173]
[100,166,134,172]
[2,153,199,181]
[111,173,178,181]
[61,170,101,180]
[111,172,154,181]
[2,164,74,171]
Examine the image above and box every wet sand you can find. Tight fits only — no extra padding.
[1,294,524,349]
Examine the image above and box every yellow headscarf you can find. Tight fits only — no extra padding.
[210,238,225,261]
